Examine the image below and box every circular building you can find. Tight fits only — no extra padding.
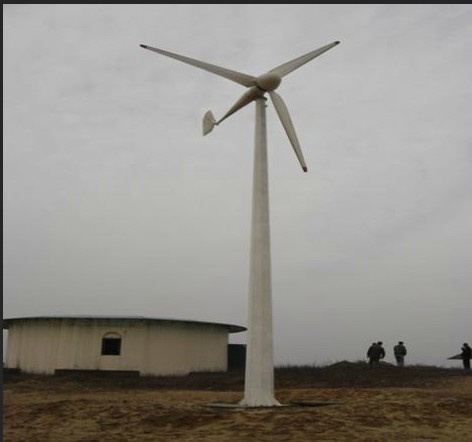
[3,316,245,376]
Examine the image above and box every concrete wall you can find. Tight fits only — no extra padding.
[5,319,229,376]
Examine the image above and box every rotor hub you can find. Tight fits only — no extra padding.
[255,73,282,92]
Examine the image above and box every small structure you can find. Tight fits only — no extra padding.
[3,316,245,376]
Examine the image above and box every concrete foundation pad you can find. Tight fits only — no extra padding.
[205,400,343,409]
[204,403,293,409]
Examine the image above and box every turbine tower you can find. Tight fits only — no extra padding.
[140,41,340,407]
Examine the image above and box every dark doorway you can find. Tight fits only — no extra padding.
[227,344,246,371]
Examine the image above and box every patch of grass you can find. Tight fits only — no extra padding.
[4,361,468,393]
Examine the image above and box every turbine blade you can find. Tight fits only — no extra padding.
[140,44,256,87]
[269,41,340,78]
[215,87,264,126]
[269,91,307,172]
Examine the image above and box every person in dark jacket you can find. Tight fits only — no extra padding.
[367,342,377,364]
[393,341,407,367]
[367,342,385,365]
[461,343,471,370]
[377,341,386,360]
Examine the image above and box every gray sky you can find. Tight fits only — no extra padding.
[4,4,471,367]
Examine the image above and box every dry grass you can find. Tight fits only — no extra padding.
[4,363,472,441]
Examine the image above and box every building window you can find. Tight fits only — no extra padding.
[101,332,121,356]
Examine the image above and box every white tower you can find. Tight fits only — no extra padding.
[140,41,340,406]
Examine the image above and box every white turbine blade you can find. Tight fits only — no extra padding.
[140,44,256,87]
[215,87,264,126]
[269,91,307,172]
[269,41,340,78]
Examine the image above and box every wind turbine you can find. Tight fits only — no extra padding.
[140,41,340,407]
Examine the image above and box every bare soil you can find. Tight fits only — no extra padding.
[3,362,472,441]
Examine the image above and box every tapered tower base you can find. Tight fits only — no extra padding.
[239,98,280,407]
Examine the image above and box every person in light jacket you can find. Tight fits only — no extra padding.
[393,341,407,367]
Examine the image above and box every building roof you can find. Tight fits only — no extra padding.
[2,315,246,333]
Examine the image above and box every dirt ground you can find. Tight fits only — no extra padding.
[3,363,472,441]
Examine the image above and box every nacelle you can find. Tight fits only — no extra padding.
[255,73,282,92]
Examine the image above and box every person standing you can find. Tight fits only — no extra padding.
[461,343,471,370]
[393,341,407,366]
[377,341,386,361]
[367,342,378,365]
[367,342,385,365]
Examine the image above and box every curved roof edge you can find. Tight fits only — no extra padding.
[2,315,246,334]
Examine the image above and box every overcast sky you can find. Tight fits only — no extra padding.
[4,4,471,367]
